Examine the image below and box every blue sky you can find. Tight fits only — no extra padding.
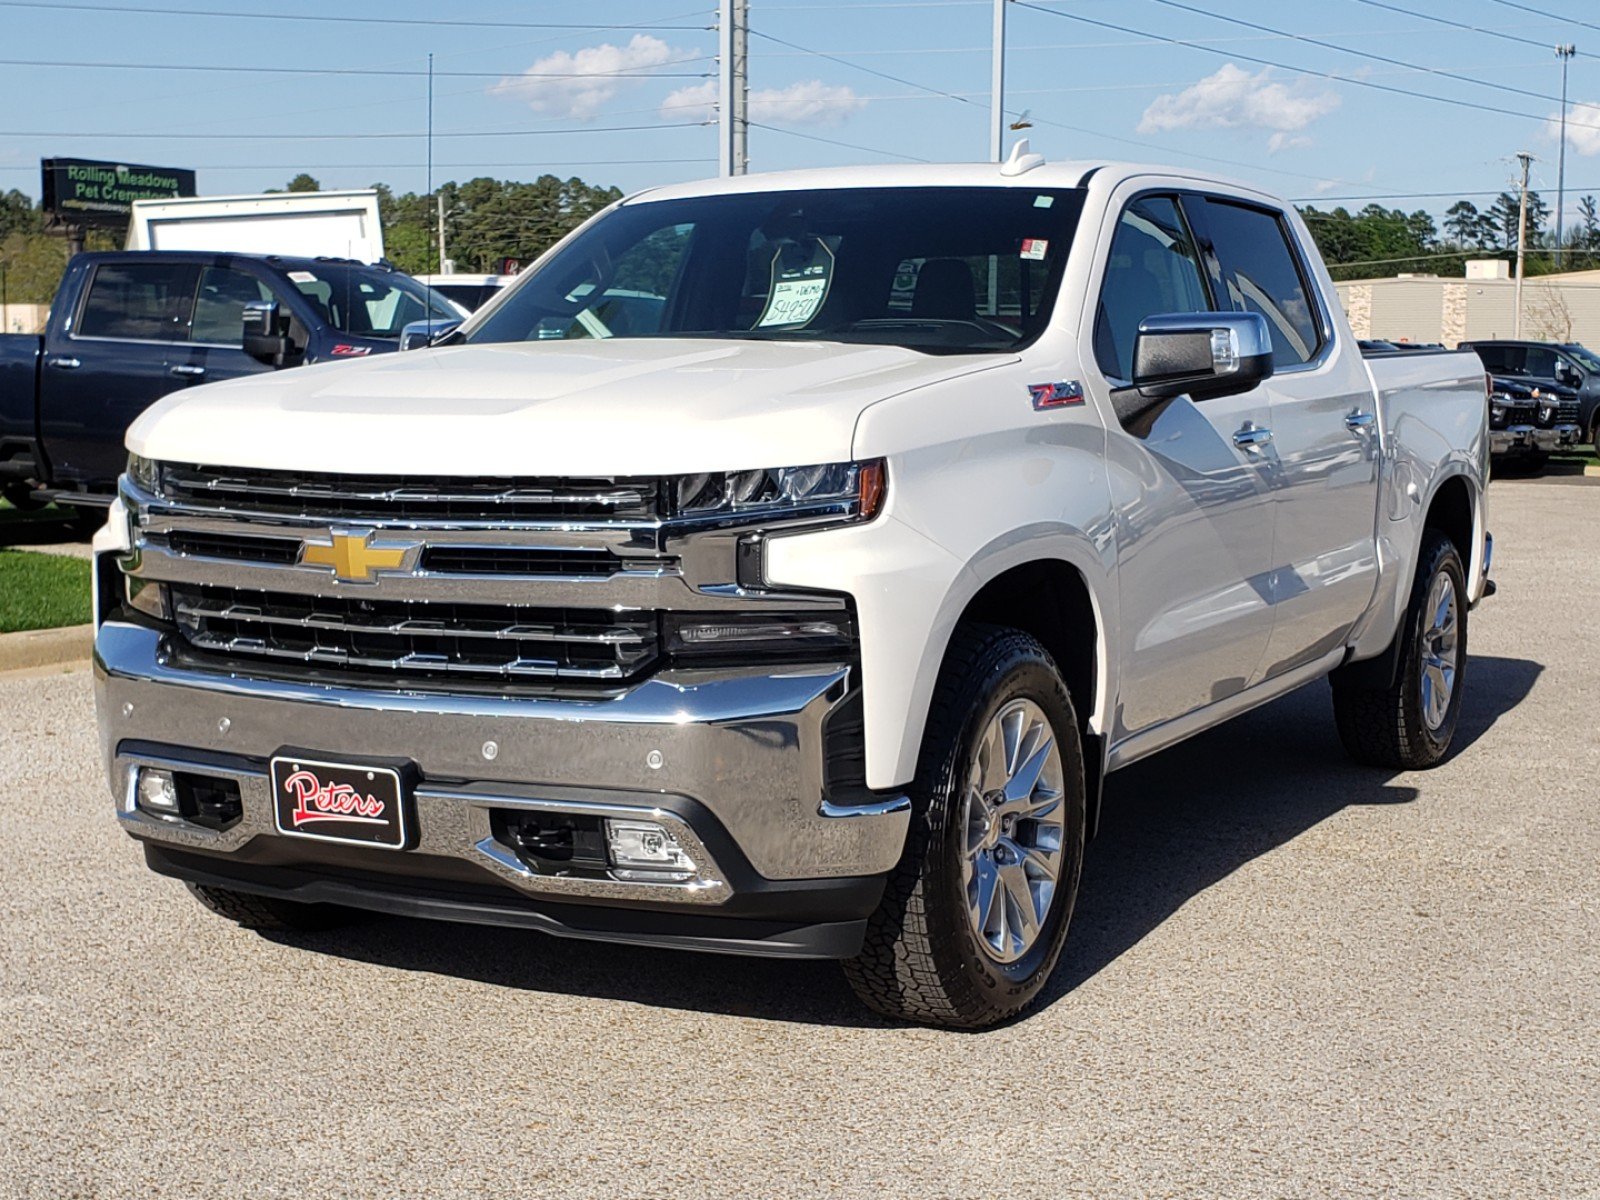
[2,0,1599,227]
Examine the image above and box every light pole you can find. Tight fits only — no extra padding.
[1515,150,1534,338]
[991,0,1007,162]
[1556,44,1577,254]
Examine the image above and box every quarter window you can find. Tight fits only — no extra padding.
[1094,196,1210,381]
[77,262,197,342]
[1202,199,1323,368]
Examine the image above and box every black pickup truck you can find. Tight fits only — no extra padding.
[1462,338,1600,457]
[0,251,461,512]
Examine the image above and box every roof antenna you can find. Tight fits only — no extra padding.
[1000,137,1046,177]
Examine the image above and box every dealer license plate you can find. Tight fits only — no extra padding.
[270,755,408,850]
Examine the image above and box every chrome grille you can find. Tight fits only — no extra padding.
[170,585,658,683]
[1558,396,1580,423]
[157,464,664,523]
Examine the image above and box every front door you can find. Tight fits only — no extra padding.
[1197,197,1380,678]
[41,259,199,487]
[1088,192,1278,742]
[188,263,284,386]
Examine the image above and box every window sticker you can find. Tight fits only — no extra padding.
[756,237,836,328]
[1034,195,1055,208]
[1020,238,1048,261]
[288,271,317,283]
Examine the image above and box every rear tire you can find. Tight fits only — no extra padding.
[1,483,44,511]
[1331,529,1467,770]
[843,625,1087,1029]
[185,883,352,932]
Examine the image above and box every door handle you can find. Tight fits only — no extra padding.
[1345,410,1377,432]
[169,364,206,378]
[1232,423,1273,450]
[46,355,81,370]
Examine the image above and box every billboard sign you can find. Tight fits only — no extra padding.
[41,157,196,228]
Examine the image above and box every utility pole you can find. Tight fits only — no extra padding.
[1556,43,1576,253]
[718,0,748,176]
[436,193,448,273]
[990,0,1007,162]
[1515,150,1534,338]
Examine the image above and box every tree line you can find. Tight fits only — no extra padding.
[3,173,1596,307]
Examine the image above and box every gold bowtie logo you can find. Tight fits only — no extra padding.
[300,531,411,581]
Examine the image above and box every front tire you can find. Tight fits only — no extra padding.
[843,625,1087,1029]
[185,883,351,932]
[1332,529,1467,770]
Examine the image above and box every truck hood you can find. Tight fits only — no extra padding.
[127,339,1012,476]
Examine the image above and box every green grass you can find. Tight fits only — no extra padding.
[0,548,91,633]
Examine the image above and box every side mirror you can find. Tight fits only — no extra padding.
[400,318,463,352]
[242,300,292,367]
[1132,312,1274,402]
[1556,361,1581,385]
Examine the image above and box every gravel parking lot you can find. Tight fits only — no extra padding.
[2,479,1595,1199]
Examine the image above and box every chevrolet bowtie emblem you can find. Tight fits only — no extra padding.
[299,531,411,582]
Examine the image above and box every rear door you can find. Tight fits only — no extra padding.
[1198,196,1381,678]
[1090,191,1278,740]
[41,258,198,486]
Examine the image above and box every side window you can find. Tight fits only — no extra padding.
[1203,199,1323,368]
[1471,345,1511,373]
[77,262,197,342]
[1094,196,1209,381]
[191,267,276,345]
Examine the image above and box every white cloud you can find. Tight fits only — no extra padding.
[1548,100,1600,156]
[1138,64,1340,148]
[1267,132,1313,154]
[660,78,866,126]
[1312,179,1340,195]
[491,35,692,122]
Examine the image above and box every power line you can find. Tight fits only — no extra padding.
[1143,0,1568,107]
[0,0,713,30]
[0,159,716,173]
[747,28,980,109]
[0,56,711,80]
[0,121,709,140]
[1012,1,1600,136]
[1482,0,1600,37]
[747,120,931,162]
[1348,0,1592,57]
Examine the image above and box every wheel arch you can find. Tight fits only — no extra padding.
[922,532,1115,835]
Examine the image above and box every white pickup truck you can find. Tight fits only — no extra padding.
[94,152,1492,1028]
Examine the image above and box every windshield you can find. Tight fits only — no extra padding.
[465,186,1087,354]
[284,264,460,339]
[1563,344,1600,373]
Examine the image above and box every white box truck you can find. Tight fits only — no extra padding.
[124,190,385,263]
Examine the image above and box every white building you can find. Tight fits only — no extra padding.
[1335,259,1600,347]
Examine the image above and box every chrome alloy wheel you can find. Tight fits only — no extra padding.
[960,698,1066,964]
[1420,571,1460,732]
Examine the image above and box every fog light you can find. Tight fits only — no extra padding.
[135,767,180,816]
[605,819,696,881]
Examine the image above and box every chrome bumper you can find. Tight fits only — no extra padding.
[1490,425,1535,455]
[1532,422,1583,450]
[96,622,910,904]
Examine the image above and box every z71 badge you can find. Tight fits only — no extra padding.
[1028,380,1084,410]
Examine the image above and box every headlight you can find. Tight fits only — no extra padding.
[669,459,886,524]
[126,453,160,493]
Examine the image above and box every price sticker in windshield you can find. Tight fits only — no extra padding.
[756,238,837,328]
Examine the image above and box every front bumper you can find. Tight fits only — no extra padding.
[1492,422,1583,454]
[1489,424,1536,455]
[96,621,910,957]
